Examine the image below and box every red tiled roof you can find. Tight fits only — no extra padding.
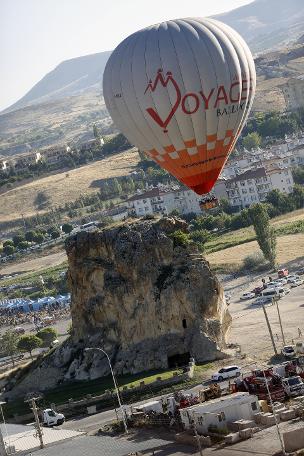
[228,167,267,183]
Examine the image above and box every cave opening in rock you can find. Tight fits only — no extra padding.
[167,352,190,368]
[182,318,187,329]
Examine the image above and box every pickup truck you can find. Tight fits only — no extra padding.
[282,376,304,398]
[42,409,65,426]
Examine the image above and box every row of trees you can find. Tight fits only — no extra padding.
[1,224,73,257]
[241,109,304,149]
[171,202,277,268]
[0,327,58,365]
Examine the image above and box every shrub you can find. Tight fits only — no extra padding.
[242,252,268,271]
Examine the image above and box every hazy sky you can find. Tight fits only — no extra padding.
[0,0,252,111]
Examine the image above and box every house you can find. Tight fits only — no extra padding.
[179,392,260,434]
[39,145,70,166]
[126,187,202,217]
[104,206,128,221]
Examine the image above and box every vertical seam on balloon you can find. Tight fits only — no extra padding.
[189,20,220,187]
[175,19,205,188]
[111,35,152,151]
[128,26,169,159]
[155,22,187,184]
[203,19,239,171]
[166,21,200,188]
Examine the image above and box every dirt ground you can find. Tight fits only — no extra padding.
[0,148,139,223]
[220,260,304,364]
[0,250,67,275]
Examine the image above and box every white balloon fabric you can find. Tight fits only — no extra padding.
[103,18,256,194]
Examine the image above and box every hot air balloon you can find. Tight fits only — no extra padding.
[103,18,256,195]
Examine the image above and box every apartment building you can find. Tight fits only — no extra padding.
[126,187,202,217]
[225,167,294,210]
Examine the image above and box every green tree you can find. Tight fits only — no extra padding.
[190,229,210,251]
[17,335,42,360]
[249,203,277,269]
[292,185,304,209]
[17,241,31,250]
[61,223,73,234]
[50,229,61,239]
[3,244,15,255]
[169,209,180,217]
[33,232,44,244]
[34,191,50,209]
[243,132,261,150]
[292,166,304,185]
[36,327,57,348]
[3,240,14,247]
[25,230,36,242]
[93,123,100,139]
[111,178,122,195]
[169,230,190,248]
[0,330,20,367]
[12,234,25,247]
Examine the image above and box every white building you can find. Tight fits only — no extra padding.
[225,166,294,210]
[180,392,260,434]
[126,187,202,217]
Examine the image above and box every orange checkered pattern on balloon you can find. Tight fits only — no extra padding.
[146,129,235,195]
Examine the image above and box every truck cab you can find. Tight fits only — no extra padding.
[42,409,65,427]
[282,376,304,398]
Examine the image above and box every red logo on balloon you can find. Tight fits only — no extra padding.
[144,69,181,133]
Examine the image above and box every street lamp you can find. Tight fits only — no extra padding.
[85,347,128,434]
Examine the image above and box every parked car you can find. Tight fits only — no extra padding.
[282,346,296,358]
[290,279,303,288]
[211,365,241,382]
[261,289,281,299]
[253,296,272,305]
[296,267,304,276]
[42,409,65,427]
[273,278,288,285]
[251,286,264,295]
[287,275,300,283]
[240,292,255,300]
[13,326,25,335]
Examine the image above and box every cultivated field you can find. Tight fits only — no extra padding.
[206,233,304,267]
[0,148,140,223]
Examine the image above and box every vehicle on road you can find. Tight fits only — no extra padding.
[290,279,303,288]
[273,278,288,285]
[240,292,255,300]
[261,289,281,299]
[253,296,272,305]
[296,342,304,355]
[50,339,59,348]
[287,275,300,283]
[282,345,296,358]
[282,376,304,398]
[212,365,241,382]
[251,286,264,296]
[42,409,65,426]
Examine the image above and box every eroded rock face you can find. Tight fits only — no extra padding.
[5,217,231,398]
[66,217,231,376]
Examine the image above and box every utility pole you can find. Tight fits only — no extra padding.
[275,297,286,346]
[28,398,44,449]
[262,304,278,355]
[191,417,203,456]
[0,428,7,456]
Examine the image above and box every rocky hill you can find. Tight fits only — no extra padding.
[6,217,231,398]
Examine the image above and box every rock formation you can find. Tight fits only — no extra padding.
[5,217,231,398]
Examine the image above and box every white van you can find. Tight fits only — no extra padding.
[261,288,281,299]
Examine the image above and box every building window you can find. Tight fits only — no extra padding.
[182,319,187,329]
[286,178,291,184]
[240,182,245,187]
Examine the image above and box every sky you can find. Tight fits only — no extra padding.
[0,0,252,111]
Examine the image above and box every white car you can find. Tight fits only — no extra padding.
[253,296,272,305]
[274,278,288,285]
[282,345,296,358]
[290,279,303,288]
[211,365,241,382]
[240,292,255,300]
[287,275,300,283]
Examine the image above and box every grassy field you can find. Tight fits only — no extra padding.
[3,362,215,418]
[0,148,140,223]
[205,209,304,255]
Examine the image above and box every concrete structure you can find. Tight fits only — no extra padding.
[283,425,304,452]
[126,186,202,217]
[179,392,260,434]
[281,75,304,111]
[104,206,128,221]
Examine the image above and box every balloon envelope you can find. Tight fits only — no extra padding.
[103,18,256,194]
